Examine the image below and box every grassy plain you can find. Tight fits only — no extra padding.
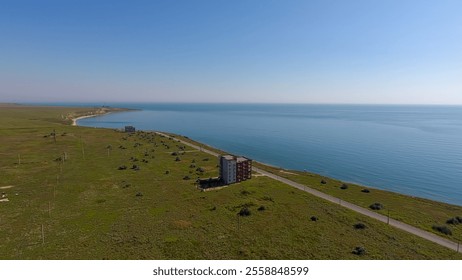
[0,104,461,259]
[172,134,462,244]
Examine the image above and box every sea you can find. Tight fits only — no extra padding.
[73,103,462,206]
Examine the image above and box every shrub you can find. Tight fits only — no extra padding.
[432,225,452,235]
[361,189,370,193]
[369,203,383,210]
[203,158,209,161]
[340,183,349,190]
[352,247,366,256]
[446,216,462,225]
[310,216,318,221]
[240,190,251,195]
[262,196,274,202]
[135,192,143,197]
[238,207,251,216]
[320,180,327,185]
[175,157,181,162]
[354,223,366,229]
[257,206,266,211]
[210,206,217,211]
[183,176,190,180]
[171,152,178,156]
[131,164,140,170]
[165,170,170,174]
[118,165,127,170]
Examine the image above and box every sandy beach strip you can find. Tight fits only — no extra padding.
[72,114,102,126]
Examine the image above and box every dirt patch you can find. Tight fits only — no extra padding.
[201,185,231,192]
[172,220,192,229]
[279,170,298,175]
[0,185,14,189]
[0,198,9,202]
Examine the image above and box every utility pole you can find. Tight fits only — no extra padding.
[81,137,85,160]
[387,210,390,225]
[41,224,45,245]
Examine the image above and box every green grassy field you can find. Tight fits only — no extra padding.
[172,133,462,244]
[1,105,461,259]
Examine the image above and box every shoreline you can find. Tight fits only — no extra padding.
[72,107,461,207]
[165,131,462,208]
[155,131,461,253]
[72,114,103,126]
[70,107,135,126]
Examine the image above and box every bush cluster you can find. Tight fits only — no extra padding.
[352,247,366,256]
[446,216,462,225]
[353,223,366,229]
[432,225,452,235]
[369,203,383,210]
[239,207,251,216]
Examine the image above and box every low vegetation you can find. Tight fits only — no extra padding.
[353,223,367,230]
[369,203,384,211]
[432,225,452,236]
[242,160,462,243]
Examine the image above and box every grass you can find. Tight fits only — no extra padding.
[251,163,462,243]
[168,133,462,243]
[0,104,461,259]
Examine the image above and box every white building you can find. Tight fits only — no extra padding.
[220,155,236,184]
[219,155,252,185]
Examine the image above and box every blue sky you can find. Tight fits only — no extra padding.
[1,0,461,104]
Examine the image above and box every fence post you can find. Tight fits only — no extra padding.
[41,224,45,245]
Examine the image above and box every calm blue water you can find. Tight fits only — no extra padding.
[77,103,462,206]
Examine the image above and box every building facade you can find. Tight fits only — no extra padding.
[124,126,136,133]
[219,155,252,184]
[236,157,252,182]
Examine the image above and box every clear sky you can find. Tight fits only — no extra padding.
[1,0,461,104]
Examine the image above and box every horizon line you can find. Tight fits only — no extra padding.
[11,101,462,107]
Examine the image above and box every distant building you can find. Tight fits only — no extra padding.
[124,126,136,133]
[219,155,252,185]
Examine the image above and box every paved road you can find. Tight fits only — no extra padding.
[155,131,461,253]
